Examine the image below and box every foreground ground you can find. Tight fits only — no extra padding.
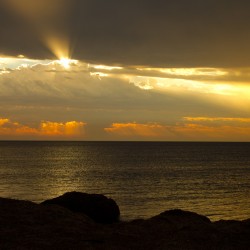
[0,196,250,249]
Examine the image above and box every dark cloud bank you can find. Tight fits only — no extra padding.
[1,0,250,67]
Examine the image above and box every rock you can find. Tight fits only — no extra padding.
[0,197,103,250]
[41,192,120,224]
[213,219,250,248]
[151,209,211,227]
[1,196,250,249]
[144,209,217,249]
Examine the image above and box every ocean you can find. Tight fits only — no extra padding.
[0,141,249,221]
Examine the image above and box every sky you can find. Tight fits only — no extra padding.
[0,0,250,141]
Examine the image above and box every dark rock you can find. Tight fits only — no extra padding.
[213,219,250,248]
[151,209,211,226]
[41,191,120,224]
[0,197,103,250]
[145,209,218,249]
[1,196,250,249]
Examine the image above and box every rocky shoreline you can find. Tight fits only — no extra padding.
[0,192,250,249]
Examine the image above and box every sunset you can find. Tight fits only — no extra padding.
[0,1,250,249]
[0,0,250,141]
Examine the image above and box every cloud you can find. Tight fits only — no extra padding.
[40,121,86,136]
[1,59,250,140]
[1,59,249,120]
[87,65,250,88]
[104,123,170,137]
[1,1,250,67]
[0,118,86,139]
[184,117,250,123]
[104,121,250,141]
[0,118,9,126]
[179,117,250,140]
[174,123,250,141]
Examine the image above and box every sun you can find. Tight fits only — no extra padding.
[59,57,71,69]
[57,58,78,69]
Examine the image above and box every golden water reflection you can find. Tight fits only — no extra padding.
[0,141,250,222]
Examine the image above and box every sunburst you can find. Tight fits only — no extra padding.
[59,57,71,69]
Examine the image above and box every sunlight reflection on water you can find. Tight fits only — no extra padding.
[0,141,250,221]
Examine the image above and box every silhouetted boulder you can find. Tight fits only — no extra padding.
[41,192,120,224]
[151,209,211,226]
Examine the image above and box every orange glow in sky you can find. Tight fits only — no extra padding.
[0,118,86,139]
[104,120,250,141]
[0,0,250,145]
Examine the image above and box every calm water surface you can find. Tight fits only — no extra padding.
[0,141,250,221]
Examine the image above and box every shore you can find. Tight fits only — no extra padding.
[0,193,250,249]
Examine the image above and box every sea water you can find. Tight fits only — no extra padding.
[0,141,250,221]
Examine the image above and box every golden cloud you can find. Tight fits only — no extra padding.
[0,118,86,138]
[184,117,250,123]
[104,123,170,137]
[0,118,9,126]
[174,123,250,141]
[40,121,86,136]
[105,121,250,141]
